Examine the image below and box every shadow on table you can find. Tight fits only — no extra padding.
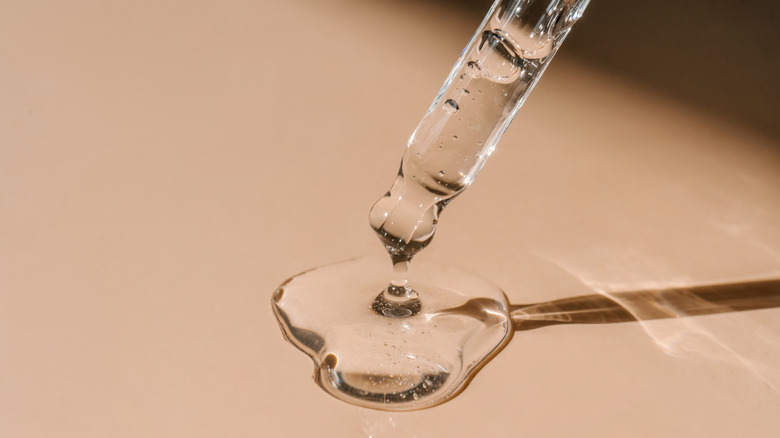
[399,0,780,142]
[510,278,780,331]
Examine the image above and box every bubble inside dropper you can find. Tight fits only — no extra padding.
[444,99,459,114]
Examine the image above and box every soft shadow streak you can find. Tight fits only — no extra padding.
[510,279,780,331]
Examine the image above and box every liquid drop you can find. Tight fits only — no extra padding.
[271,257,512,411]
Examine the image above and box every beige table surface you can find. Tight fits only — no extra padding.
[2,1,779,437]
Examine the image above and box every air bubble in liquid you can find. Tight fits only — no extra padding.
[465,61,482,78]
[474,30,522,84]
[443,99,459,115]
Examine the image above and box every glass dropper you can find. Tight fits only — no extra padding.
[369,0,591,317]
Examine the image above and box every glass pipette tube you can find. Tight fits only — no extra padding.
[369,0,590,310]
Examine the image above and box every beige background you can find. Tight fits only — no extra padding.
[2,1,779,436]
